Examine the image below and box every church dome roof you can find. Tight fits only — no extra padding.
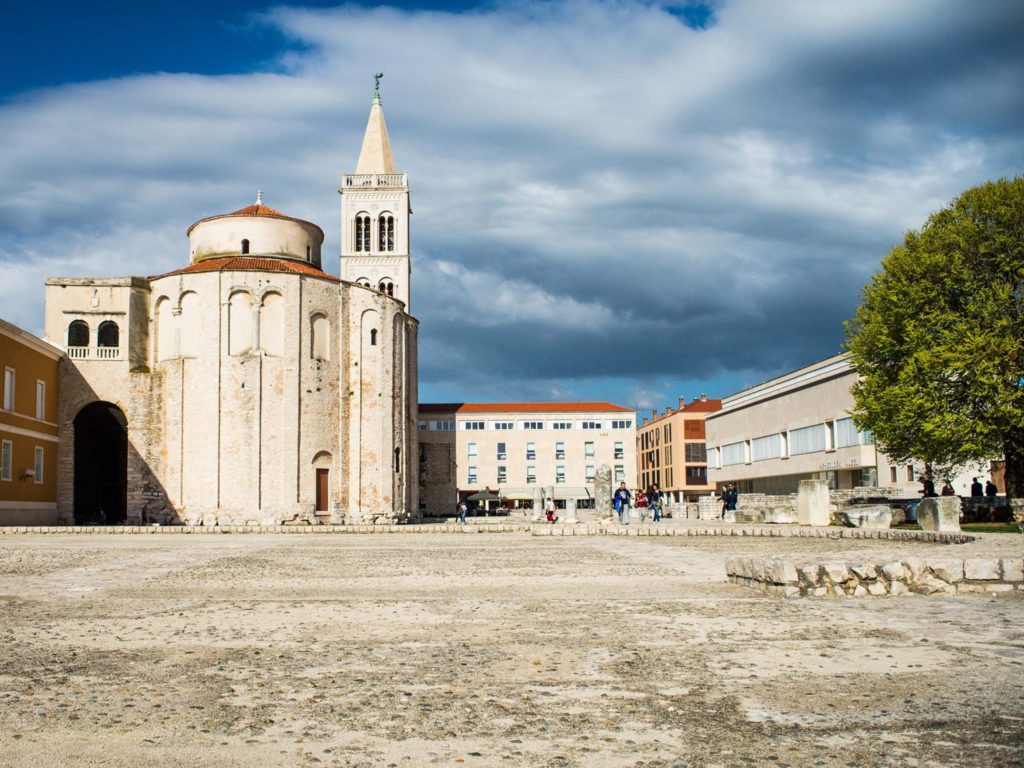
[152,256,340,282]
[186,198,324,239]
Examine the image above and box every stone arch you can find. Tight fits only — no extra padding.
[155,296,174,361]
[179,291,200,358]
[97,320,119,348]
[228,290,253,356]
[312,451,333,513]
[73,401,128,525]
[260,291,284,357]
[67,319,89,348]
[311,313,330,361]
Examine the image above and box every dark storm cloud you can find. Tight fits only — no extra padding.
[1,0,1022,407]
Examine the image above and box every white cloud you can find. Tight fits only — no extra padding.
[1,0,1021,403]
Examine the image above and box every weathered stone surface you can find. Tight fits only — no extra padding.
[903,557,929,582]
[1001,558,1024,582]
[822,562,851,583]
[840,505,892,529]
[797,563,821,586]
[768,559,799,585]
[890,581,909,596]
[927,558,964,583]
[594,465,613,519]
[917,497,961,532]
[850,563,877,580]
[964,559,1000,581]
[881,561,906,581]
[867,581,888,596]
[797,479,830,526]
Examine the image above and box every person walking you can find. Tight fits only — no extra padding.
[545,496,558,524]
[940,481,956,497]
[649,484,663,523]
[970,477,984,497]
[985,480,998,500]
[613,482,632,524]
[636,489,649,523]
[726,484,739,512]
[458,501,468,524]
[720,485,730,518]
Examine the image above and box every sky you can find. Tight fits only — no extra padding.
[2,1,1022,412]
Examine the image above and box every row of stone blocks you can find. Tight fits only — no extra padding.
[726,555,1024,597]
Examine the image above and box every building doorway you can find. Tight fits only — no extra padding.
[73,402,128,524]
[315,468,329,512]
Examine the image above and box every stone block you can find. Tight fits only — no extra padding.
[768,560,799,585]
[853,585,869,597]
[927,558,964,583]
[916,577,954,595]
[840,505,892,529]
[903,557,928,582]
[889,581,909,596]
[963,559,1000,580]
[797,479,831,526]
[1001,559,1024,582]
[797,563,821,586]
[850,563,877,580]
[867,581,888,596]
[916,497,961,532]
[822,562,851,583]
[781,585,801,598]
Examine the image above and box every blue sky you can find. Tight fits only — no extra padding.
[2,1,1022,411]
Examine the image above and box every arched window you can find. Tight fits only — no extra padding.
[179,292,200,358]
[370,328,378,346]
[311,314,330,361]
[228,291,253,356]
[260,292,284,357]
[357,278,371,288]
[378,213,394,252]
[241,239,250,255]
[67,320,89,347]
[386,282,394,297]
[355,213,371,252]
[155,298,174,361]
[97,321,119,348]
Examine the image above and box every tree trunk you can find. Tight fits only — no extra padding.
[1002,436,1024,530]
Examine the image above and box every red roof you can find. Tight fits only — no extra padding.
[419,402,633,414]
[153,257,340,282]
[678,398,722,413]
[186,203,324,239]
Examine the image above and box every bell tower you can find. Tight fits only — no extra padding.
[340,74,412,308]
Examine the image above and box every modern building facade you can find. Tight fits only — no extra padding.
[637,395,721,501]
[41,84,419,526]
[0,319,62,525]
[418,402,636,515]
[705,353,992,496]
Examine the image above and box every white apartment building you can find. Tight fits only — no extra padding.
[418,402,637,515]
[705,353,992,497]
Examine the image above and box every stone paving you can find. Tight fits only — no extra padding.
[0,533,1022,767]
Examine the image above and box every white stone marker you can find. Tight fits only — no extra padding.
[797,479,831,526]
[917,497,961,532]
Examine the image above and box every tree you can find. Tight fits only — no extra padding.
[845,177,1024,509]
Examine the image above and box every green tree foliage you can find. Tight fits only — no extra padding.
[845,177,1024,499]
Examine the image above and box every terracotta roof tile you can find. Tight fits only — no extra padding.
[419,402,633,414]
[186,203,324,239]
[152,257,340,282]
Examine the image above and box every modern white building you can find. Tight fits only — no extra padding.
[418,402,636,515]
[41,82,419,526]
[705,353,992,497]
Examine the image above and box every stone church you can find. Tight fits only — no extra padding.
[43,84,419,525]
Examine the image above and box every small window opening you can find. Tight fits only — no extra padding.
[356,214,371,252]
[241,239,250,254]
[97,321,119,348]
[370,329,378,346]
[67,320,89,347]
[395,447,401,474]
[378,214,395,252]
[306,245,311,261]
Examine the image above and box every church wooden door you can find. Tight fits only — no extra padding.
[315,468,329,512]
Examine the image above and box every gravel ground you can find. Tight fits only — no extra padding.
[0,532,1021,768]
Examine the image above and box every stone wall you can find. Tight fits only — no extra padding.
[727,554,1023,597]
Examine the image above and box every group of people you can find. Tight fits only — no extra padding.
[612,482,664,524]
[923,476,999,499]
[719,483,738,518]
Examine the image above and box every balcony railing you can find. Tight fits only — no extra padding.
[341,173,408,189]
[67,346,122,361]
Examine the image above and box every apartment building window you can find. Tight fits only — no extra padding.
[906,465,914,481]
[0,440,11,481]
[418,421,427,431]
[584,441,595,459]
[522,421,543,430]
[707,447,719,468]
[581,421,601,430]
[789,424,827,455]
[464,421,485,430]
[666,468,673,486]
[663,424,670,443]
[685,443,707,462]
[494,421,513,430]
[751,434,782,461]
[585,465,595,483]
[614,465,624,483]
[467,443,477,459]
[556,465,565,484]
[468,466,477,484]
[431,420,455,431]
[611,420,632,429]
[526,442,536,460]
[666,445,672,464]
[526,466,536,484]
[497,465,507,483]
[686,466,707,483]
[3,368,13,411]
[35,381,45,420]
[721,442,745,466]
[33,446,44,484]
[890,466,898,483]
[552,421,572,430]
[496,442,506,460]
[614,441,624,460]
[555,441,565,460]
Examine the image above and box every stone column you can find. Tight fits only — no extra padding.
[917,496,961,532]
[531,487,543,519]
[595,465,612,519]
[565,497,578,522]
[797,479,830,526]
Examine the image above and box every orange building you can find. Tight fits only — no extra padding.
[636,395,722,502]
[0,318,62,524]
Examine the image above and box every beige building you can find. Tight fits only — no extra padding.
[418,403,636,515]
[0,319,62,524]
[637,395,721,501]
[42,83,419,526]
[705,353,991,496]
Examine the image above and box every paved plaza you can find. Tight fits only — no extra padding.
[0,532,1022,767]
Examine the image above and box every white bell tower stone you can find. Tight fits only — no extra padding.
[340,74,412,309]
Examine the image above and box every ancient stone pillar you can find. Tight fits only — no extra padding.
[797,479,830,526]
[532,487,543,518]
[595,464,613,519]
[917,497,961,532]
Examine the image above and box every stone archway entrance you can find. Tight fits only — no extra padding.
[73,402,128,524]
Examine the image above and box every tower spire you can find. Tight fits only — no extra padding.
[355,74,396,174]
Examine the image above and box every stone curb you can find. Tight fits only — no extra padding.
[725,555,1023,598]
[0,524,976,544]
